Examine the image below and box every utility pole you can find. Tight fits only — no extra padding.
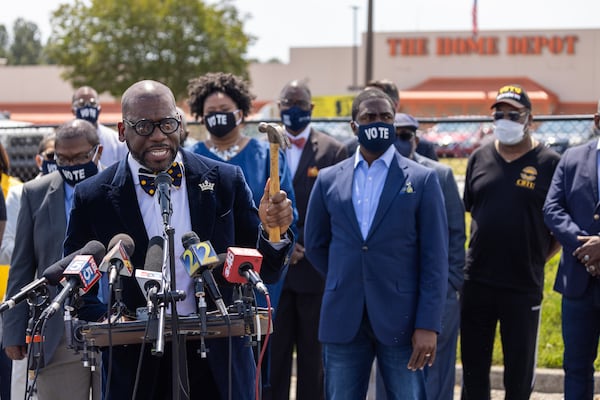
[365,0,373,85]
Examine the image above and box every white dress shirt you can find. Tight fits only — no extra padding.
[128,152,196,315]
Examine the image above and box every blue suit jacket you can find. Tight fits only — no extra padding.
[304,151,448,346]
[544,139,600,298]
[414,154,465,294]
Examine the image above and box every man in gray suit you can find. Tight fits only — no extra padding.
[2,119,103,400]
[377,113,466,400]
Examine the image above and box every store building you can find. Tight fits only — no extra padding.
[251,28,600,118]
[1,28,599,123]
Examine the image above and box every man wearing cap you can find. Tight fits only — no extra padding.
[543,101,600,399]
[375,112,465,400]
[461,84,560,399]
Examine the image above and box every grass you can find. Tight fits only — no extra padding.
[438,157,575,369]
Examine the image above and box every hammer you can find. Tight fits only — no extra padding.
[258,122,291,242]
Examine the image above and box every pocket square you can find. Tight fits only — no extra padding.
[400,181,415,194]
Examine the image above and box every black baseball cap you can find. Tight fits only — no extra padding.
[491,84,532,110]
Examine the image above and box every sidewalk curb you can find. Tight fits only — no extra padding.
[455,364,600,393]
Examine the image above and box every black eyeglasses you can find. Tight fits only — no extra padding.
[396,129,415,141]
[124,117,180,136]
[279,99,311,110]
[54,145,98,166]
[40,151,55,161]
[493,110,528,122]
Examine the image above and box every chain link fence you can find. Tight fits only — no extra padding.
[0,115,595,182]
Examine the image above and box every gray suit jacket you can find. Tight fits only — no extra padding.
[414,153,466,293]
[2,172,67,367]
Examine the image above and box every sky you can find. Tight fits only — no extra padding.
[1,0,598,63]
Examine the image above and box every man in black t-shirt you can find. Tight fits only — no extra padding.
[461,84,561,400]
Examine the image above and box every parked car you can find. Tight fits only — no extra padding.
[423,121,494,158]
[531,120,594,154]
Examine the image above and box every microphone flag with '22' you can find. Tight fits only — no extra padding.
[222,247,268,295]
[99,233,135,286]
[40,242,106,320]
[0,240,106,314]
[135,236,164,310]
[180,232,228,318]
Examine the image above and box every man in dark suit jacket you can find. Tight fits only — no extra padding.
[268,80,348,400]
[3,119,103,399]
[63,80,294,400]
[304,88,448,399]
[543,132,600,399]
[377,112,465,400]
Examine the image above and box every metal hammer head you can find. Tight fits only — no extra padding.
[258,122,291,149]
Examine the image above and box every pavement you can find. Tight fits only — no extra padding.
[288,361,600,399]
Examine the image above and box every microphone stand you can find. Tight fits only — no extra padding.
[154,177,188,400]
[194,276,208,358]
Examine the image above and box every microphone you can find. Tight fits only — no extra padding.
[0,240,106,313]
[40,244,106,320]
[0,278,47,314]
[135,236,164,310]
[223,247,268,295]
[99,234,135,286]
[181,232,228,318]
[155,172,172,225]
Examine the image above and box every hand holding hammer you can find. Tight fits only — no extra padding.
[258,122,291,242]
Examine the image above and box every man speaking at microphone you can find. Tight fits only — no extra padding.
[3,119,103,400]
[64,80,294,400]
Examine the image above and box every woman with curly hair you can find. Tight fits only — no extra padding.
[187,72,297,230]
[187,71,298,395]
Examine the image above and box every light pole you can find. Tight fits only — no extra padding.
[350,5,359,90]
[365,0,373,85]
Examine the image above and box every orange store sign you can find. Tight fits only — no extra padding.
[386,35,578,56]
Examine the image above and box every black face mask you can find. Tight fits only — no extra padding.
[41,159,58,175]
[75,105,100,124]
[204,112,240,138]
[356,121,396,153]
[57,161,98,186]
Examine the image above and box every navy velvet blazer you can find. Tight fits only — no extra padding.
[64,149,291,320]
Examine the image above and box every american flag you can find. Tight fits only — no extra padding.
[472,0,478,37]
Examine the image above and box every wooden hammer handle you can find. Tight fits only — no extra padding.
[269,142,281,242]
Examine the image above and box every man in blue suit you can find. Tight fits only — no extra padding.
[304,88,448,400]
[64,80,294,400]
[543,107,600,399]
[375,112,465,400]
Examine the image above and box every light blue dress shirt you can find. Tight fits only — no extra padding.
[352,145,396,239]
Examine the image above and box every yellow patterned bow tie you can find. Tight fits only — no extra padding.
[138,162,183,196]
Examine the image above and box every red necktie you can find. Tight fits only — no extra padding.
[289,136,306,149]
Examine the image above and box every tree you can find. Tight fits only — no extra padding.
[0,25,8,60]
[45,0,253,100]
[9,18,42,65]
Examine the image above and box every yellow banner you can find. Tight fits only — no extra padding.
[312,95,355,118]
[0,265,9,300]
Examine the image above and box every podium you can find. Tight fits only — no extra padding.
[77,308,272,347]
